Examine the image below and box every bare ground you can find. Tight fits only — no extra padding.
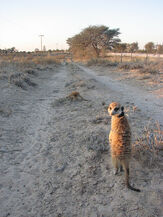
[0,63,163,217]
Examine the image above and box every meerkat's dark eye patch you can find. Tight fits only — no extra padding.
[114,107,119,112]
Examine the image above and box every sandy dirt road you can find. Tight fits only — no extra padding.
[0,63,162,217]
[76,63,163,126]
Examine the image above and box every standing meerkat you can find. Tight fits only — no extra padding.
[108,102,140,192]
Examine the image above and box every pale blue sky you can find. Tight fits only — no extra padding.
[0,0,163,51]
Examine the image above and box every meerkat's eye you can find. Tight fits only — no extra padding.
[109,107,112,110]
[114,107,119,112]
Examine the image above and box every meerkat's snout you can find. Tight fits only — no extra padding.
[108,102,124,117]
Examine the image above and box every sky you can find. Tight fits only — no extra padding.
[0,0,163,51]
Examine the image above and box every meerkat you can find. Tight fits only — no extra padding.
[108,102,140,192]
[67,91,88,101]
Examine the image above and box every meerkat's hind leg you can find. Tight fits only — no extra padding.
[112,156,120,175]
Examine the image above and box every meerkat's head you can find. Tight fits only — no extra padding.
[108,102,124,117]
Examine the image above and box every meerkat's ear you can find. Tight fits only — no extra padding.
[121,106,124,111]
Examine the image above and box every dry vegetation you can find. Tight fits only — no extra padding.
[118,61,161,74]
[0,53,64,89]
[0,53,63,65]
[87,58,118,67]
[133,121,163,168]
[86,57,163,74]
[84,57,163,172]
[0,56,163,216]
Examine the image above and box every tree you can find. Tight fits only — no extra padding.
[114,43,127,53]
[114,43,127,62]
[67,25,120,57]
[128,42,139,53]
[7,47,17,53]
[127,42,139,60]
[145,42,155,54]
[157,44,163,54]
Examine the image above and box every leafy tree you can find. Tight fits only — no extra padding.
[114,43,127,62]
[126,42,139,59]
[128,42,139,53]
[157,44,163,54]
[114,43,127,53]
[67,25,120,57]
[145,42,155,53]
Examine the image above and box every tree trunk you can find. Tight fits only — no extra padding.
[92,44,100,57]
[120,53,123,63]
[146,52,148,65]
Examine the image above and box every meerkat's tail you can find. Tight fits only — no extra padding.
[122,160,141,192]
[127,183,141,192]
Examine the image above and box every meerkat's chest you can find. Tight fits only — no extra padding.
[109,117,131,145]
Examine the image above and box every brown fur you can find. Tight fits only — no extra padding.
[108,102,140,192]
[67,91,88,101]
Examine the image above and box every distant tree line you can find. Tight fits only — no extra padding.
[114,41,163,55]
[67,25,163,58]
[0,47,18,54]
[1,27,163,56]
[0,47,66,55]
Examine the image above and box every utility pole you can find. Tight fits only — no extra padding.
[39,35,44,51]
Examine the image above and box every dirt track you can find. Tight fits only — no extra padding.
[0,63,163,217]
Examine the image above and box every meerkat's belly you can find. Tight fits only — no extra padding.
[109,131,131,160]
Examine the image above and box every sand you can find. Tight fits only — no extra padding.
[0,62,162,217]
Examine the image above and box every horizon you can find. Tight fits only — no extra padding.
[1,0,163,52]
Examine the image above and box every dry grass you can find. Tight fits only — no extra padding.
[0,53,63,67]
[87,58,118,67]
[9,72,37,90]
[30,55,63,65]
[139,61,163,74]
[118,62,159,74]
[105,55,148,63]
[118,61,161,74]
[85,57,163,75]
[118,62,144,70]
[133,121,163,168]
[0,53,65,89]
